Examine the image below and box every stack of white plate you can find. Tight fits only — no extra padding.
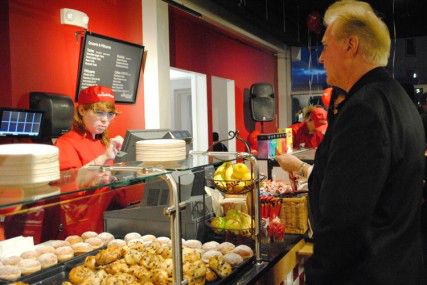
[136,139,186,162]
[0,144,60,185]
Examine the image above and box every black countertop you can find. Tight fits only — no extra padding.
[226,234,304,285]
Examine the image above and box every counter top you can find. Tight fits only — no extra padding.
[226,234,304,284]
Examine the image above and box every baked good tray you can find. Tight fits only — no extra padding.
[0,248,253,285]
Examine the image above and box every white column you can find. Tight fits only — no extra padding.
[142,0,171,128]
[277,49,292,128]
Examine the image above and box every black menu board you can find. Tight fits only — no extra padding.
[76,32,144,103]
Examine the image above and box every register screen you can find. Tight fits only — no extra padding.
[0,108,43,137]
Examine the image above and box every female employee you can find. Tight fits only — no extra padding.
[53,85,125,237]
[55,85,123,170]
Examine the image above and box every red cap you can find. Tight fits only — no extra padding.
[310,107,328,133]
[78,86,115,105]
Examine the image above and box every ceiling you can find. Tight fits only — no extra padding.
[182,0,427,47]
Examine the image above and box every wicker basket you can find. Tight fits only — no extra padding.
[278,194,308,234]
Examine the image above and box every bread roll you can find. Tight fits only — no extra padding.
[124,232,141,243]
[18,259,41,275]
[20,250,40,260]
[217,241,235,254]
[223,252,243,267]
[47,240,70,248]
[97,232,115,243]
[205,267,218,282]
[141,234,156,242]
[35,245,55,255]
[183,239,202,249]
[202,241,219,252]
[232,244,253,259]
[81,231,98,240]
[55,246,74,262]
[108,239,126,248]
[156,236,171,245]
[0,265,21,281]
[38,253,58,269]
[65,235,83,245]
[1,256,21,266]
[68,265,95,284]
[85,237,104,249]
[71,242,92,255]
[201,249,222,263]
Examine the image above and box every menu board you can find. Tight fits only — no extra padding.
[76,32,144,103]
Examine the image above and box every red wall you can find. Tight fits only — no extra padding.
[169,8,278,150]
[1,0,144,138]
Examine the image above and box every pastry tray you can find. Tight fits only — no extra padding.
[0,247,253,285]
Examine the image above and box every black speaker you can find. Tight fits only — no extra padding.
[250,83,275,121]
[30,92,74,139]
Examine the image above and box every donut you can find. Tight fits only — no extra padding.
[202,241,219,252]
[47,240,70,248]
[18,259,41,275]
[71,242,92,255]
[55,246,74,262]
[38,253,58,269]
[1,256,22,266]
[81,231,98,240]
[65,235,83,245]
[183,239,202,249]
[20,250,40,260]
[232,244,253,259]
[0,265,21,281]
[124,232,141,243]
[217,242,235,254]
[85,237,104,249]
[107,239,126,248]
[201,250,222,263]
[223,252,243,267]
[97,232,115,243]
[35,245,56,255]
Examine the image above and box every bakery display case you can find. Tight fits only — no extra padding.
[0,151,304,285]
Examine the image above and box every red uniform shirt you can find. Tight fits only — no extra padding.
[55,129,109,170]
[290,122,325,149]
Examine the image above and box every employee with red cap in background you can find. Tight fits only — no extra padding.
[290,106,328,149]
[52,85,125,238]
[55,85,123,170]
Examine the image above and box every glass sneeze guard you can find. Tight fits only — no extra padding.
[0,165,170,212]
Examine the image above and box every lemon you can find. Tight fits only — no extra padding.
[242,172,252,181]
[232,163,250,179]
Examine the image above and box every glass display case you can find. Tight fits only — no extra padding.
[0,151,264,285]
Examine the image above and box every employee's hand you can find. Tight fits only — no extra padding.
[105,135,124,160]
[276,153,303,173]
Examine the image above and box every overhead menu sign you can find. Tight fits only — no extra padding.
[76,32,144,103]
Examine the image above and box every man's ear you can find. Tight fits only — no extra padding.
[346,36,359,56]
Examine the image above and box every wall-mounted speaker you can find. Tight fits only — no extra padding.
[250,83,275,122]
[30,92,74,140]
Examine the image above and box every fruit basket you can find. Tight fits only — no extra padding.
[207,209,255,237]
[207,178,255,194]
[208,161,265,194]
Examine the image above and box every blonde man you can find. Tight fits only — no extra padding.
[277,1,425,283]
